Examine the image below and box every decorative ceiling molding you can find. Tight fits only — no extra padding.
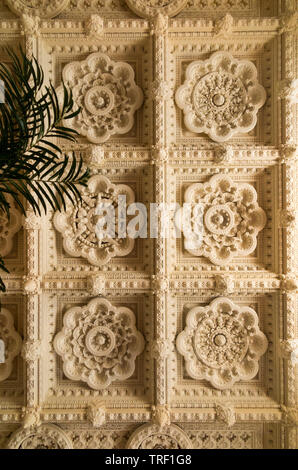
[0,308,22,382]
[0,0,296,450]
[57,52,144,144]
[5,0,69,18]
[126,423,193,449]
[176,174,267,265]
[53,298,145,389]
[0,195,22,257]
[6,424,73,449]
[125,0,188,19]
[175,51,266,142]
[176,297,268,389]
[53,175,136,265]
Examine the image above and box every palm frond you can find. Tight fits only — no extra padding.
[0,153,89,216]
[0,46,91,293]
[0,47,80,162]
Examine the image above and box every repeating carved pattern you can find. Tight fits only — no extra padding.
[57,53,143,143]
[53,175,136,265]
[176,297,268,389]
[0,0,296,450]
[175,52,266,142]
[125,0,188,18]
[177,174,267,265]
[5,0,70,18]
[6,424,73,449]
[126,424,192,449]
[0,308,22,382]
[54,298,145,389]
[188,426,262,449]
[0,196,22,257]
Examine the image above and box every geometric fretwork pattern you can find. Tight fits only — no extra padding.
[0,0,297,449]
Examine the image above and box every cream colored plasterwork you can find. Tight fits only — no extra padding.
[0,308,22,382]
[53,298,145,389]
[5,0,69,18]
[0,0,297,450]
[125,0,188,19]
[0,196,22,257]
[6,424,73,449]
[176,297,268,389]
[175,51,267,142]
[53,175,136,265]
[126,423,193,449]
[57,52,144,143]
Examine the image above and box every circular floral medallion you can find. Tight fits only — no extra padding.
[84,86,115,116]
[176,297,268,389]
[176,174,267,265]
[5,0,69,18]
[175,51,266,142]
[126,424,192,449]
[53,175,135,265]
[6,424,73,449]
[57,52,143,143]
[85,326,116,357]
[125,0,188,18]
[54,298,145,390]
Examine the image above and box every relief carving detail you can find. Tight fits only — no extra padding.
[6,424,73,449]
[176,297,268,390]
[0,196,22,257]
[54,298,145,390]
[57,52,143,143]
[126,423,192,449]
[53,175,135,265]
[5,0,69,18]
[175,52,266,142]
[125,0,188,18]
[177,174,266,265]
[0,308,22,382]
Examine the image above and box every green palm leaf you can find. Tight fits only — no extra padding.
[0,46,90,293]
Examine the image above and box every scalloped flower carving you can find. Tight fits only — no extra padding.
[178,174,266,265]
[0,308,22,382]
[0,195,22,257]
[53,175,135,265]
[54,298,145,390]
[57,52,143,143]
[176,297,268,390]
[175,51,266,142]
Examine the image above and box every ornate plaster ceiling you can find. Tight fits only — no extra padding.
[0,0,297,450]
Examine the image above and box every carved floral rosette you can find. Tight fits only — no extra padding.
[125,0,188,19]
[6,424,73,449]
[5,0,69,18]
[126,424,192,449]
[57,52,143,143]
[177,174,266,265]
[176,297,268,389]
[53,175,135,265]
[175,51,266,142]
[0,308,22,382]
[54,298,145,390]
[0,195,22,257]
